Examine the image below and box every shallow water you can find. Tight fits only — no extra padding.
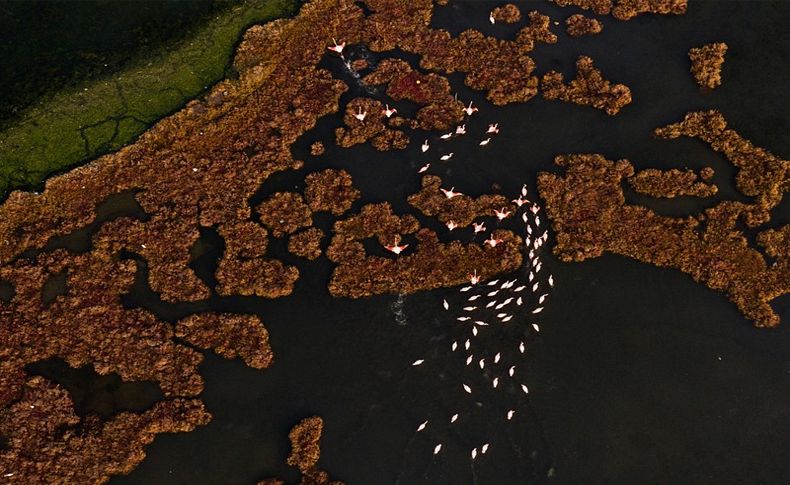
[27,1,789,483]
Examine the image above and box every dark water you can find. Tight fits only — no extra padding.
[0,0,228,126]
[25,1,790,484]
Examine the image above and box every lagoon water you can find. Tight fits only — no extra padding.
[12,1,790,484]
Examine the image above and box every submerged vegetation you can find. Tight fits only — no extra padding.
[0,0,298,198]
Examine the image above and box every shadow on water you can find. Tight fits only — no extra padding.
[25,358,164,419]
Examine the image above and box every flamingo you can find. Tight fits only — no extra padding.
[440,132,453,140]
[473,222,486,233]
[384,236,409,255]
[479,138,491,146]
[521,184,528,196]
[446,220,458,231]
[421,139,429,152]
[382,104,397,118]
[530,204,540,214]
[487,123,500,134]
[468,269,480,285]
[512,196,527,207]
[440,153,454,161]
[353,106,367,121]
[440,187,463,198]
[484,235,504,247]
[412,359,424,366]
[434,444,443,455]
[494,207,511,220]
[418,163,430,173]
[507,410,515,420]
[327,38,346,56]
[463,101,479,116]
[417,420,428,431]
[455,124,466,135]
[489,12,495,24]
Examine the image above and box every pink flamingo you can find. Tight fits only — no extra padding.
[484,235,504,247]
[384,236,409,255]
[468,269,481,285]
[327,38,346,56]
[440,187,463,198]
[382,104,397,118]
[512,196,527,207]
[494,207,511,220]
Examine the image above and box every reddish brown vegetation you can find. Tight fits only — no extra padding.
[538,153,789,328]
[0,377,209,484]
[628,168,718,198]
[551,0,687,20]
[654,110,789,227]
[327,202,522,298]
[175,313,274,369]
[541,56,632,115]
[289,228,325,260]
[363,58,464,131]
[689,42,728,89]
[310,141,326,156]
[334,97,407,150]
[259,416,343,485]
[0,0,697,480]
[565,14,604,37]
[408,175,512,226]
[256,192,313,237]
[551,0,613,15]
[304,169,360,216]
[491,4,522,23]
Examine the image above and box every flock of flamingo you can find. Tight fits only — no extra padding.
[327,35,555,466]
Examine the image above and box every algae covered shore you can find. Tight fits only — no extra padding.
[0,0,298,198]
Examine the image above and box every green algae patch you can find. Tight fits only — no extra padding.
[0,0,298,199]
